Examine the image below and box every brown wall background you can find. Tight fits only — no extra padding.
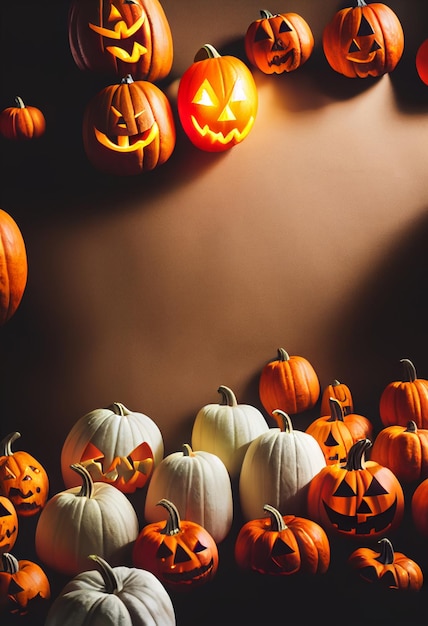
[1,0,428,495]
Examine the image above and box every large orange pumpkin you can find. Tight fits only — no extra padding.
[83,74,175,176]
[68,0,173,82]
[379,359,428,428]
[322,0,404,78]
[177,44,258,152]
[259,348,320,416]
[0,553,50,616]
[371,421,428,484]
[0,209,27,326]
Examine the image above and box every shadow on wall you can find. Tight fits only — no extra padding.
[330,209,428,428]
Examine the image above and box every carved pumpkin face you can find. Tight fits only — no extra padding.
[0,433,49,518]
[177,45,258,152]
[133,499,218,591]
[83,74,176,175]
[322,0,404,78]
[0,553,50,616]
[0,498,18,555]
[68,0,173,81]
[245,10,314,75]
[307,439,404,539]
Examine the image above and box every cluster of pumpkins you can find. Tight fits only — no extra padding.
[3,0,428,172]
[2,347,428,621]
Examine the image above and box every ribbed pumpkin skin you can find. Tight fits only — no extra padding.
[320,380,354,416]
[322,1,404,78]
[45,558,176,626]
[371,421,428,484]
[68,0,173,82]
[259,348,320,416]
[144,444,233,543]
[0,209,27,325]
[379,359,428,428]
[239,412,326,521]
[411,479,428,536]
[0,97,46,140]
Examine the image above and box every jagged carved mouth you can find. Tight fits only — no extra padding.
[323,498,397,534]
[269,49,294,66]
[162,558,215,583]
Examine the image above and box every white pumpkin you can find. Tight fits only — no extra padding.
[239,410,326,521]
[191,385,269,478]
[35,464,139,576]
[144,444,233,543]
[61,402,164,493]
[45,555,176,626]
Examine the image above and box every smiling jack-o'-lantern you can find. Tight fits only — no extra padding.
[322,0,404,78]
[177,44,258,152]
[0,497,18,556]
[68,0,173,82]
[133,499,218,591]
[61,402,164,494]
[0,432,49,518]
[245,9,314,75]
[83,74,176,175]
[307,439,404,539]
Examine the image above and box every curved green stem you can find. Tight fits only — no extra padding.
[264,504,287,531]
[400,359,417,383]
[260,10,274,19]
[328,397,344,423]
[0,432,21,457]
[272,409,293,433]
[375,538,394,565]
[158,499,181,536]
[182,443,194,457]
[88,555,122,594]
[108,402,129,416]
[71,463,95,499]
[405,421,418,433]
[14,96,25,109]
[345,439,372,471]
[2,553,19,575]
[218,385,238,407]
[277,348,290,362]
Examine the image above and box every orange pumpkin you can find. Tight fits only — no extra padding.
[348,538,423,591]
[0,432,49,517]
[245,9,314,75]
[177,44,258,152]
[379,359,428,428]
[411,478,428,536]
[68,0,173,82]
[0,497,18,555]
[259,348,320,416]
[307,439,404,539]
[133,499,218,591]
[322,0,404,78]
[0,96,46,141]
[0,209,28,326]
[0,553,50,616]
[320,379,354,416]
[235,504,330,576]
[416,39,428,86]
[306,398,373,466]
[371,421,428,484]
[83,74,175,176]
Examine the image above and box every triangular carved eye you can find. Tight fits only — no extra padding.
[9,579,24,594]
[272,538,295,557]
[364,476,389,496]
[156,542,173,559]
[349,40,361,53]
[333,479,356,497]
[278,20,292,34]
[357,15,375,37]
[255,25,271,42]
[194,541,207,554]
[370,40,382,52]
[324,432,339,447]
[0,502,12,517]
[174,544,191,564]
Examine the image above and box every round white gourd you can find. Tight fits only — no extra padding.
[144,444,233,543]
[239,410,326,521]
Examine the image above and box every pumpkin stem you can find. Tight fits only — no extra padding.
[405,421,418,433]
[121,74,134,84]
[264,504,287,532]
[194,44,221,62]
[345,439,372,471]
[182,443,194,457]
[400,359,417,383]
[375,538,395,565]
[108,402,129,416]
[277,348,290,362]
[1,553,19,575]
[14,96,25,109]
[218,385,238,407]
[158,499,182,536]
[271,409,293,433]
[260,9,274,19]
[70,463,95,499]
[356,0,367,7]
[327,398,344,423]
[0,431,21,457]
[88,555,122,594]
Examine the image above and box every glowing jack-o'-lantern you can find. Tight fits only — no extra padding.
[245,9,314,75]
[68,0,173,82]
[0,497,18,555]
[61,402,164,494]
[0,553,51,616]
[83,74,176,176]
[322,0,404,78]
[133,499,218,591]
[307,439,404,539]
[0,432,49,518]
[177,44,258,152]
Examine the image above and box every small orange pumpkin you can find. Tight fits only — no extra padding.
[0,552,50,616]
[0,209,28,326]
[348,538,423,591]
[371,421,428,484]
[235,504,330,576]
[133,498,218,591]
[259,348,320,416]
[320,379,354,416]
[379,359,428,429]
[0,96,46,140]
[322,0,404,78]
[245,9,314,75]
